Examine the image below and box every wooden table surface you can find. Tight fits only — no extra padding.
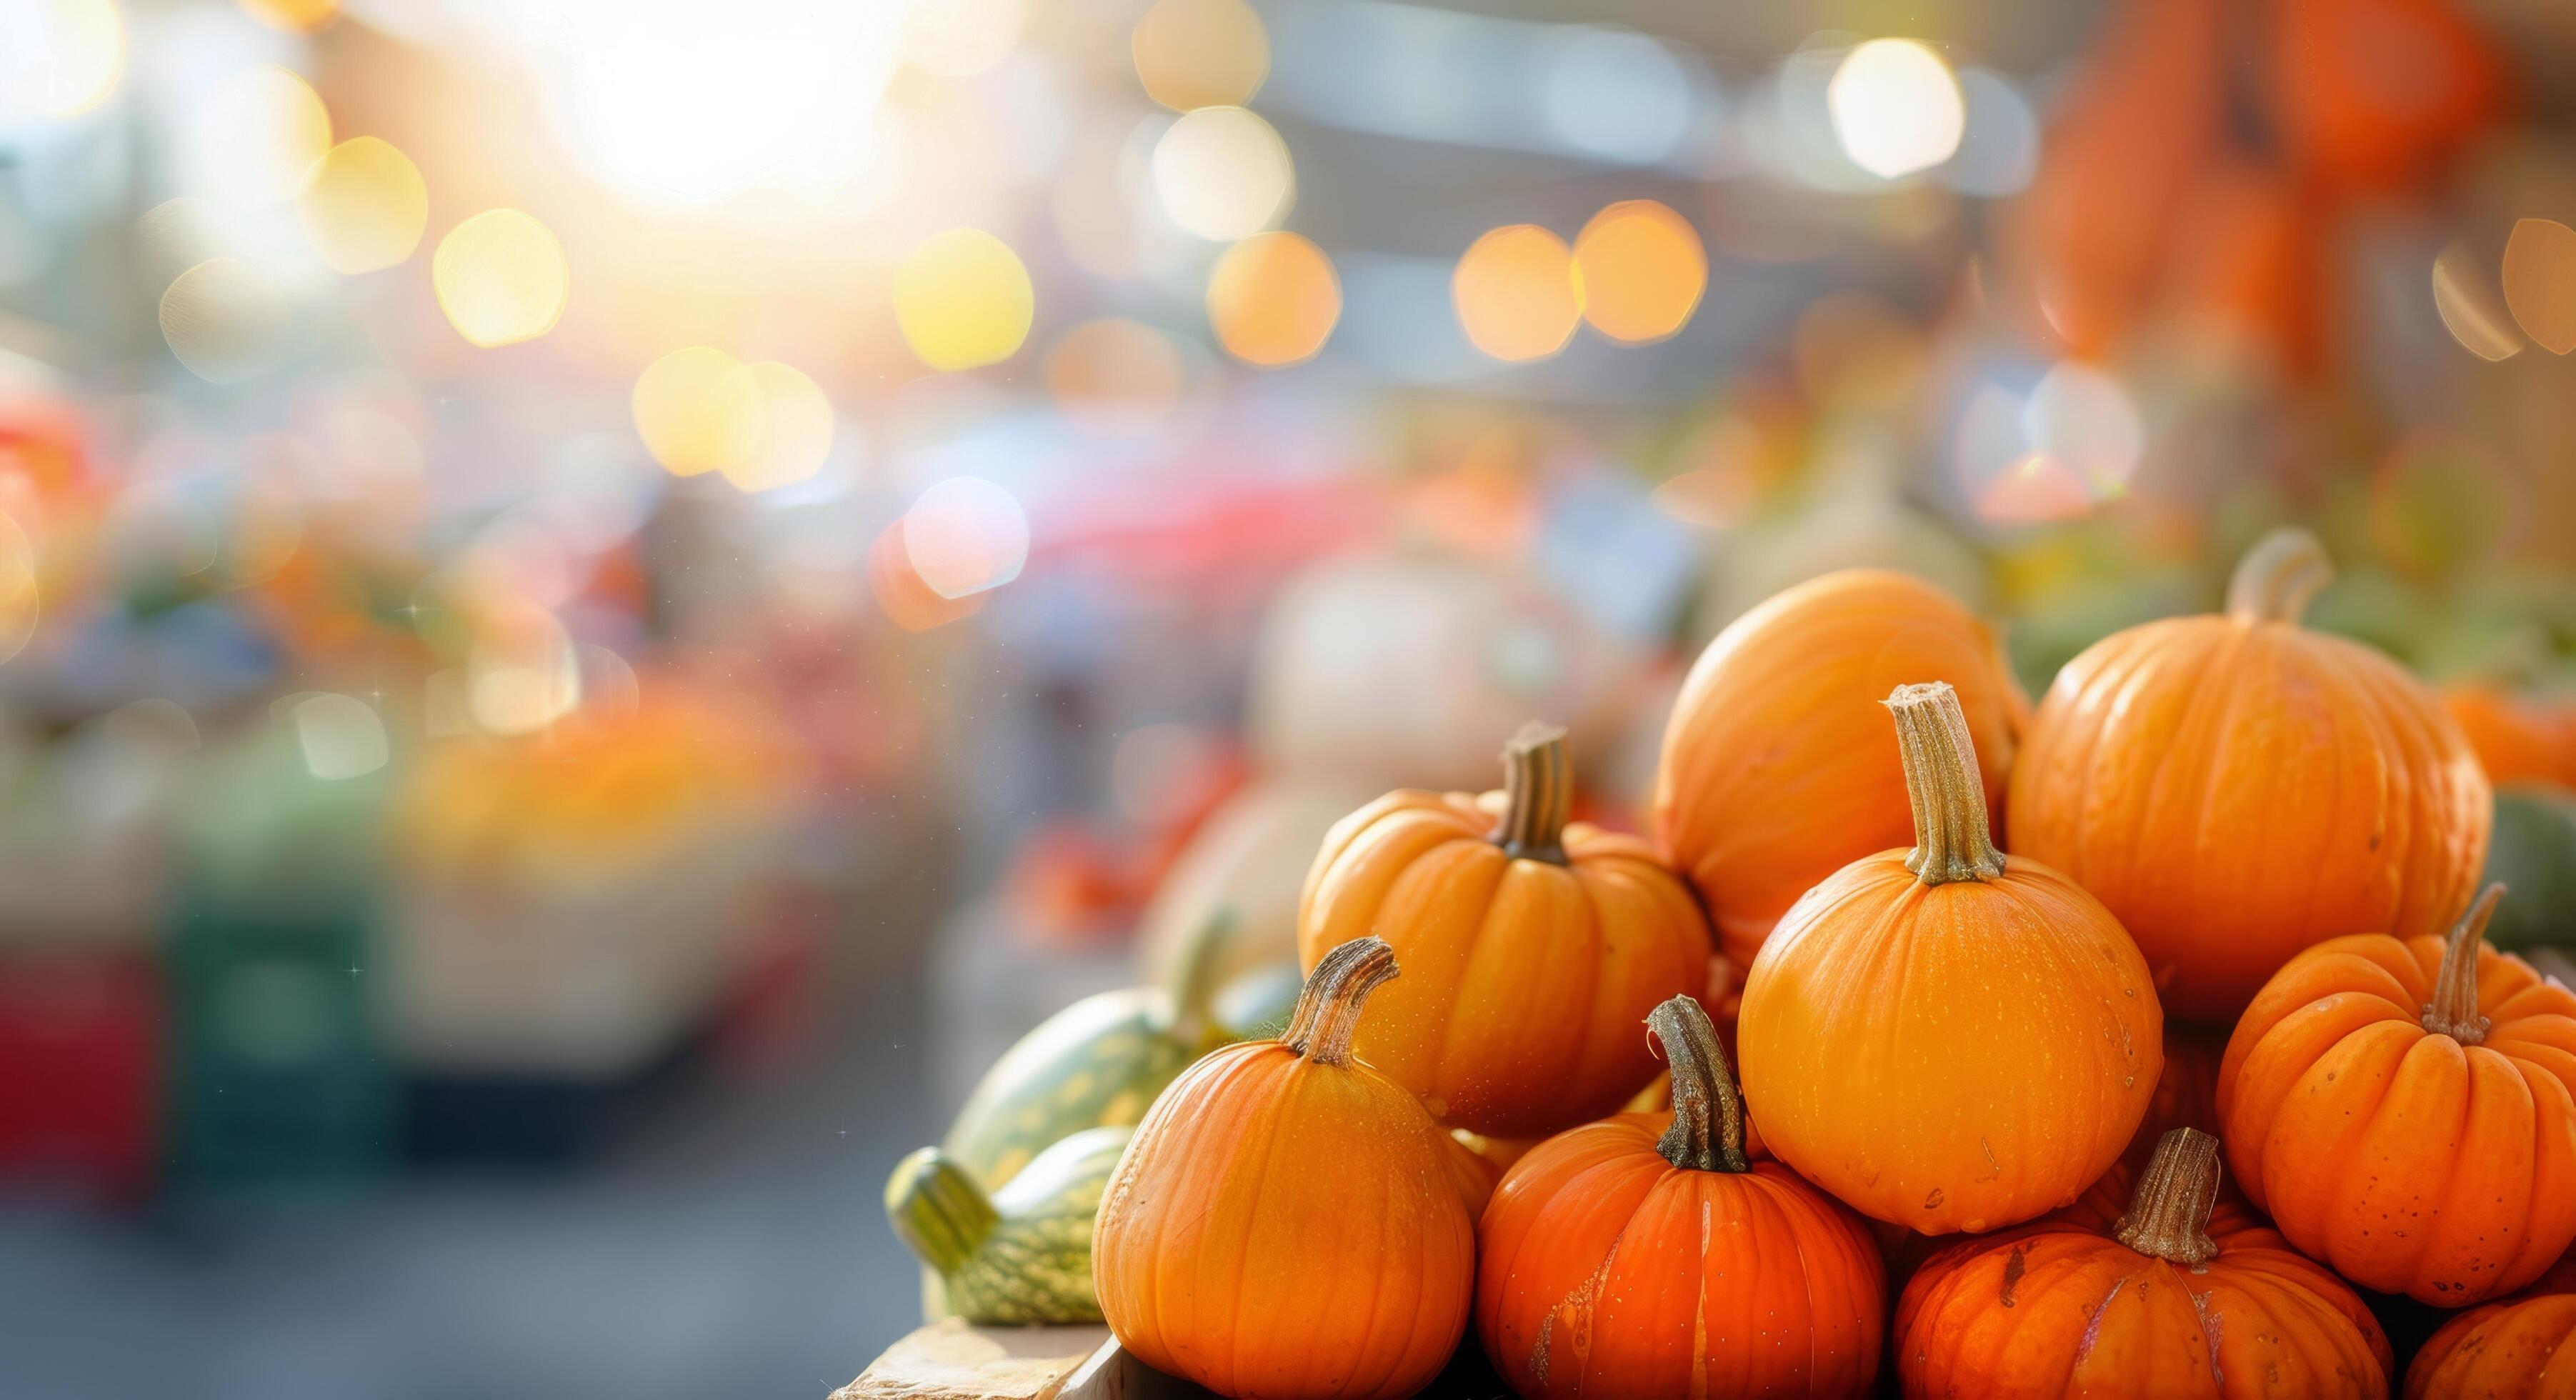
[834,1321,1512,1400]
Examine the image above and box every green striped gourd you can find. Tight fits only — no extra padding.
[887,1125,1131,1325]
[942,914,1232,1188]
[2483,787,2576,956]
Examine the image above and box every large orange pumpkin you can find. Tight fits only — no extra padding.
[2008,527,2492,1020]
[1092,939,1474,1398]
[2218,884,2576,1305]
[1300,724,1713,1136]
[2405,1254,2576,1398]
[1897,1128,2395,1396]
[1654,569,2027,969]
[1737,681,2161,1235]
[1476,996,1884,1399]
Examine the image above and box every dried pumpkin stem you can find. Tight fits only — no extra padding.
[2424,884,2505,1046]
[1282,936,1399,1066]
[884,1147,997,1275]
[1647,995,1749,1174]
[2224,526,2335,625]
[2115,1127,2222,1265]
[1884,681,2005,885]
[1489,721,1572,865]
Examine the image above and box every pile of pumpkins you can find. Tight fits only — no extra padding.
[887,527,2576,1399]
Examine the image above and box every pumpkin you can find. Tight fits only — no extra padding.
[1135,776,1376,991]
[2008,528,2493,1021]
[2405,1254,2576,1398]
[1476,996,1885,1399]
[886,1125,1132,1326]
[1655,568,2027,969]
[1299,723,1714,1135]
[2485,789,2576,956]
[1092,938,1474,1399]
[2447,684,2576,791]
[2127,1024,2229,1164]
[1897,1127,2395,1396]
[942,913,1233,1188]
[1737,680,2161,1234]
[2217,884,2576,1305]
[2264,0,2507,203]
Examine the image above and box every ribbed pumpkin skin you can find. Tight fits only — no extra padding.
[2405,1257,2576,1398]
[2217,934,2576,1304]
[2008,614,2491,1021]
[1299,794,1712,1136]
[1737,855,2161,1234]
[1897,1202,2393,1397]
[1476,1112,1884,1399]
[1092,1044,1473,1399]
[1653,569,2025,969]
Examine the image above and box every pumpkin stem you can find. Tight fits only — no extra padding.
[1282,936,1398,1067]
[2224,527,2335,625]
[2423,884,2505,1046]
[1884,681,2005,885]
[1164,907,1234,1048]
[1647,994,1749,1173]
[1489,721,1572,865]
[2115,1127,2222,1266]
[884,1147,997,1276]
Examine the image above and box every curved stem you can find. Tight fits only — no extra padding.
[2224,527,2335,625]
[1282,937,1399,1066]
[1163,907,1233,1047]
[2115,1128,2222,1265]
[1884,682,2005,885]
[1488,721,1572,865]
[2423,884,2505,1046]
[1647,995,1749,1173]
[884,1147,997,1275]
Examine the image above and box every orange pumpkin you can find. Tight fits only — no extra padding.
[1654,569,2027,970]
[2127,1024,2229,1165]
[1897,1128,2395,1396]
[2218,884,2576,1305]
[1737,681,2161,1234]
[2008,528,2492,1021]
[2405,1254,2576,1398]
[1091,939,1474,1398]
[1477,996,1885,1399]
[2446,682,2576,791]
[1300,724,1713,1136]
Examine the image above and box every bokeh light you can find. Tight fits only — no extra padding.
[867,519,986,632]
[1132,0,1269,112]
[902,0,1025,78]
[727,361,836,493]
[0,0,124,121]
[1207,231,1339,366]
[468,607,581,736]
[1151,106,1294,241]
[291,694,389,781]
[296,137,428,275]
[903,477,1029,599]
[1572,200,1706,344]
[2022,361,2145,495]
[2432,238,2525,361]
[892,228,1034,371]
[1045,318,1188,435]
[632,347,762,478]
[159,257,290,384]
[1827,39,1965,179]
[2500,216,2576,356]
[0,511,36,666]
[1453,225,1582,362]
[194,66,332,209]
[237,0,337,31]
[1539,26,1694,166]
[432,209,569,349]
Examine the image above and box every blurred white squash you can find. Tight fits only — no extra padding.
[1134,774,1370,989]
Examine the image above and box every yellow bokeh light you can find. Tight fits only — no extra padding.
[159,256,289,384]
[1207,231,1339,367]
[1152,106,1294,241]
[1132,0,1269,111]
[236,0,337,33]
[1827,39,1965,179]
[296,137,427,274]
[1454,224,1582,363]
[893,228,1034,371]
[2500,217,2576,356]
[2432,239,2523,362]
[633,347,763,478]
[1572,201,1706,344]
[3,0,124,121]
[903,0,1024,78]
[432,209,569,349]
[209,66,331,207]
[727,361,836,492]
[1045,318,1187,435]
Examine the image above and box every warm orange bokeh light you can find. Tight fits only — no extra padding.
[1046,318,1189,434]
[1454,225,1581,362]
[1572,201,1707,345]
[1207,231,1339,367]
[237,0,339,33]
[1132,0,1269,112]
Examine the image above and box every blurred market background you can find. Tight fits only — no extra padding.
[0,0,2572,1394]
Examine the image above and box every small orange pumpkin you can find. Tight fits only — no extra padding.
[2008,528,2492,1021]
[2405,1254,2576,1398]
[2218,884,2576,1305]
[1477,996,1885,1399]
[1300,724,1713,1136]
[1737,681,2161,1234]
[1897,1128,2395,1396]
[1654,568,2027,970]
[2125,1024,2229,1166]
[2446,681,2576,791]
[1092,939,1474,1399]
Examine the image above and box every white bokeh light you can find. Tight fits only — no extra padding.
[1826,39,1965,180]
